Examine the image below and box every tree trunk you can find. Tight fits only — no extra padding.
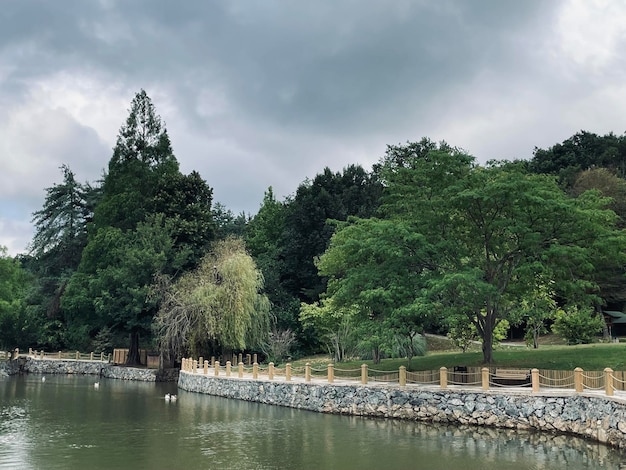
[126,330,142,366]
[372,346,381,364]
[482,324,494,364]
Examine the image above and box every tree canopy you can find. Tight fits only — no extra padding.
[153,237,270,361]
[61,90,215,363]
[319,143,626,363]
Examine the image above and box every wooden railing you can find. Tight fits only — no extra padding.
[27,348,111,362]
[179,358,626,397]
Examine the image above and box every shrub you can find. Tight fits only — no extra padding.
[551,306,604,345]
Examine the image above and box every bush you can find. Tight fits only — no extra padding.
[552,306,604,345]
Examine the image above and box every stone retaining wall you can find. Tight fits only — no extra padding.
[178,372,626,449]
[0,357,179,382]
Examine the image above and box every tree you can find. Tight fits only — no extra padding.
[515,278,557,349]
[529,131,626,184]
[153,237,270,362]
[213,202,248,239]
[316,217,436,364]
[63,216,173,353]
[421,163,625,362]
[319,142,626,363]
[0,247,34,349]
[62,90,215,363]
[299,299,357,363]
[280,165,382,304]
[28,165,98,318]
[552,306,605,345]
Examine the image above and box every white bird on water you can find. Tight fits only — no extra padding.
[41,376,46,382]
[164,393,171,401]
[170,395,177,402]
[94,382,100,389]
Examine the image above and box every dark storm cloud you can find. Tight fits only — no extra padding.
[7,0,624,255]
[1,0,558,134]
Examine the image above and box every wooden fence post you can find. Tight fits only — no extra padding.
[440,367,448,389]
[286,363,292,381]
[238,362,244,378]
[574,367,583,393]
[305,363,311,382]
[253,353,258,364]
[193,359,198,374]
[605,368,614,396]
[269,362,274,380]
[481,367,489,391]
[531,368,539,393]
[361,364,368,385]
[328,363,334,383]
[226,361,232,377]
[253,362,259,379]
[399,366,406,387]
[214,361,220,376]
[75,351,79,360]
[204,360,209,375]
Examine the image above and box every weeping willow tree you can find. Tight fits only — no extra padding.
[153,237,270,362]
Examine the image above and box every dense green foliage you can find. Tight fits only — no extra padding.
[7,103,626,369]
[0,247,33,348]
[318,141,626,363]
[62,91,216,363]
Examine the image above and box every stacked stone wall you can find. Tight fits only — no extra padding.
[178,372,626,449]
[0,357,179,382]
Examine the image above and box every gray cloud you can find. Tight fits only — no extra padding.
[3,0,626,255]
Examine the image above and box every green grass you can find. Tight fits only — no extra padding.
[292,336,626,372]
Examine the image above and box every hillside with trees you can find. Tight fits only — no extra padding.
[2,91,626,365]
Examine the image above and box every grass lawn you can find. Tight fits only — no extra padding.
[292,336,626,372]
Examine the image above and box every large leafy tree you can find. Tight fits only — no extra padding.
[63,90,215,363]
[320,142,626,363]
[316,218,435,364]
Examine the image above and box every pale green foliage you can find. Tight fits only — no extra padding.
[153,237,270,360]
[514,278,557,348]
[300,299,357,362]
[552,306,604,345]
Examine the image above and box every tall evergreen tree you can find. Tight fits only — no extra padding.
[63,90,215,364]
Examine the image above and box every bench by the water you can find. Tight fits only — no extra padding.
[492,368,531,386]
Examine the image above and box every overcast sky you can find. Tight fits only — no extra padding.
[2,0,626,256]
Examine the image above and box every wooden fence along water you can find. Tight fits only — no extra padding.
[26,348,111,362]
[7,348,626,397]
[179,359,626,397]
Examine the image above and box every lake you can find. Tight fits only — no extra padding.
[0,374,624,469]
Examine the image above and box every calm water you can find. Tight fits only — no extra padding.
[0,374,625,470]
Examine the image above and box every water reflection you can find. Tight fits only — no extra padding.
[0,374,624,469]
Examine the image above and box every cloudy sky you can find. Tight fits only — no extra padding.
[1,0,625,255]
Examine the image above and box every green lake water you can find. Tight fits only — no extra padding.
[0,374,624,469]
